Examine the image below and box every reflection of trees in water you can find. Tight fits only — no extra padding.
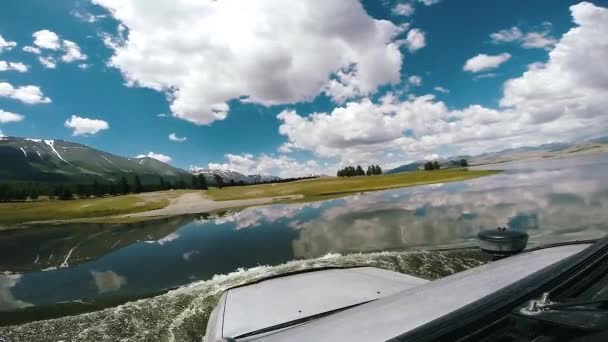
[293,170,608,258]
[0,216,194,272]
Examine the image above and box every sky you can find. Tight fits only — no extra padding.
[0,0,607,177]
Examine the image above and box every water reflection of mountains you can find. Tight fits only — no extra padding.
[0,216,196,272]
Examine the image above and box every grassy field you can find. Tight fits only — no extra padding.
[0,169,500,226]
[207,169,501,201]
[0,190,193,226]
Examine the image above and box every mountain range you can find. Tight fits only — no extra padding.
[2,135,607,184]
[0,136,282,185]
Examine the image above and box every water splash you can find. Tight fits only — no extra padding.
[0,249,488,342]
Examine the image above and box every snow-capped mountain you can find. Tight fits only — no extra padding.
[0,137,191,184]
[190,168,281,184]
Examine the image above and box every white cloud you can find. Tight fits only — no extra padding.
[424,153,439,161]
[500,1,608,126]
[490,27,523,43]
[463,53,511,73]
[38,56,57,69]
[33,30,61,50]
[136,152,172,163]
[29,30,87,67]
[94,0,404,125]
[405,28,426,52]
[0,110,24,123]
[0,34,17,52]
[0,82,52,104]
[206,153,324,178]
[473,72,499,81]
[168,132,187,142]
[276,2,608,165]
[433,86,449,93]
[61,40,87,62]
[71,10,107,23]
[0,61,28,72]
[418,0,440,5]
[491,26,556,49]
[393,3,414,16]
[408,75,422,86]
[64,115,109,136]
[22,46,41,54]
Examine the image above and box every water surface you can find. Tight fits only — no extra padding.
[1,153,607,323]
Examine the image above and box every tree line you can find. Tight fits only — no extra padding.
[0,173,320,201]
[0,174,209,202]
[337,165,383,177]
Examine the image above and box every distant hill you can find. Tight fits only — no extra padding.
[0,136,191,184]
[386,140,608,174]
[189,167,281,185]
[385,162,422,174]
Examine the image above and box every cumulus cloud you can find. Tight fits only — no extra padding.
[206,153,323,178]
[433,86,449,93]
[25,30,87,67]
[0,34,17,52]
[0,110,24,123]
[491,26,557,49]
[405,28,426,52]
[22,46,41,54]
[94,0,404,125]
[38,56,57,69]
[0,61,28,72]
[61,40,87,62]
[64,115,109,136]
[408,75,422,86]
[393,3,414,16]
[33,30,61,50]
[500,1,608,125]
[0,82,52,104]
[276,2,608,165]
[463,53,511,73]
[136,152,172,163]
[168,132,187,142]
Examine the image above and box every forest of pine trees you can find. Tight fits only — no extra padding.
[337,164,382,177]
[424,161,441,170]
[0,172,318,202]
[0,174,202,202]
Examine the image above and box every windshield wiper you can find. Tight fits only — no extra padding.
[514,294,608,332]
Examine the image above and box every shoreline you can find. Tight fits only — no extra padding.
[0,169,499,228]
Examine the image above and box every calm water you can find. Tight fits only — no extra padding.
[1,153,607,319]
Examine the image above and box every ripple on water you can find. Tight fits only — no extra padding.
[0,249,489,342]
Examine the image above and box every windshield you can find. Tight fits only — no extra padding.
[1,0,607,341]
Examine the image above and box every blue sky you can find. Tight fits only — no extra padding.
[1,0,607,176]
